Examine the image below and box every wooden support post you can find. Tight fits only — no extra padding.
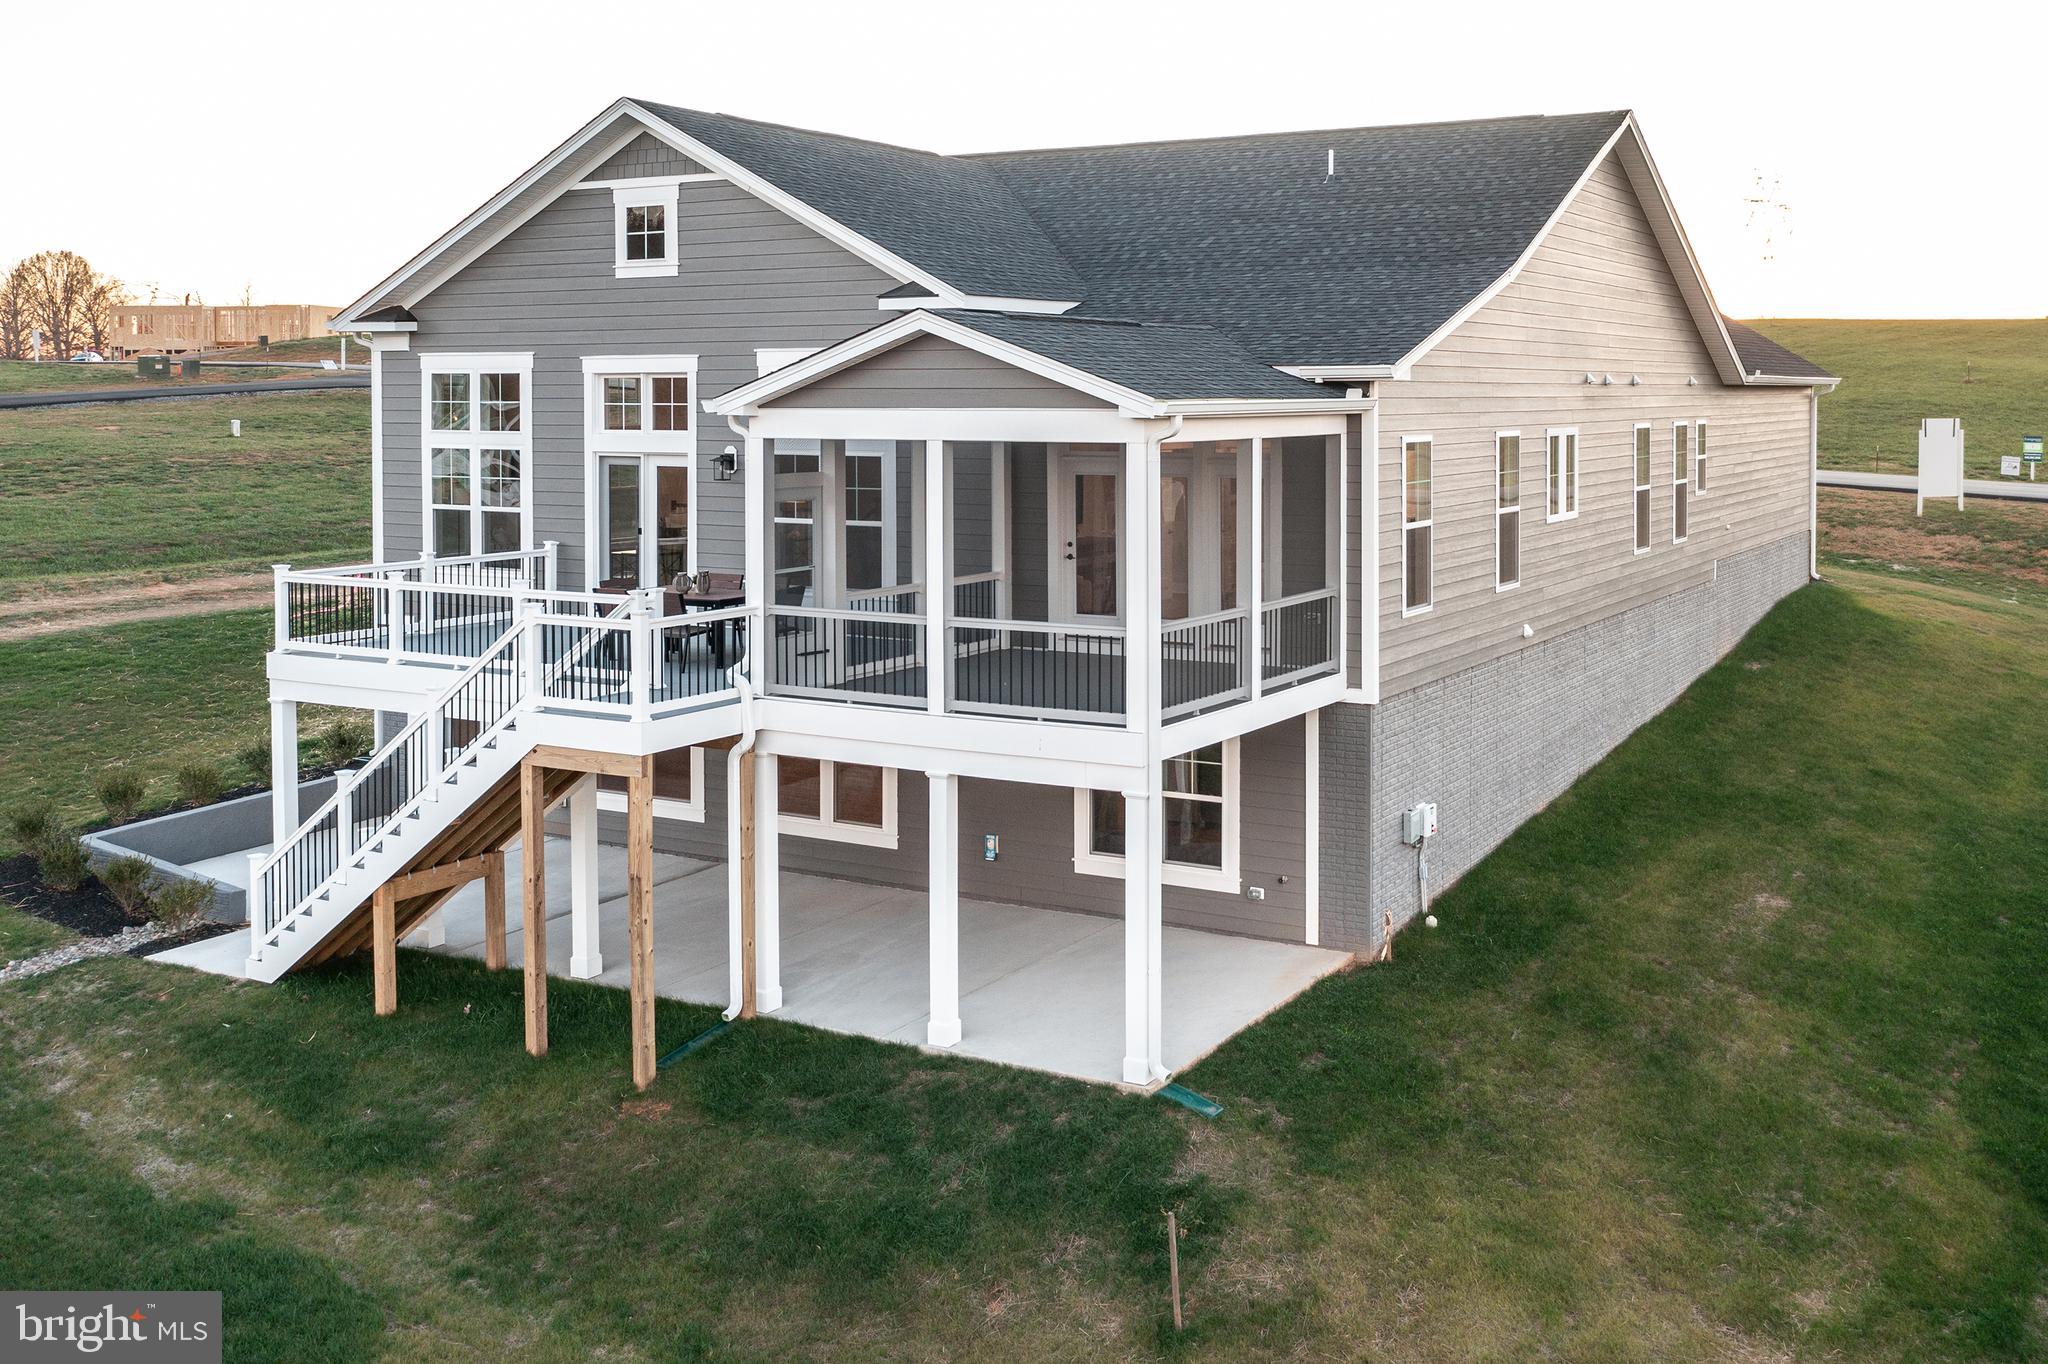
[483,851,507,970]
[738,749,757,1020]
[627,759,656,1090]
[372,884,397,1017]
[520,759,548,1057]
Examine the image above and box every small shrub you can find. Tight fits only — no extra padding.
[94,770,148,824]
[318,718,373,769]
[36,835,90,893]
[173,760,228,807]
[100,855,158,921]
[152,877,216,929]
[238,735,271,782]
[6,800,59,852]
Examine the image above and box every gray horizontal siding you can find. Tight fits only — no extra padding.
[622,717,1310,942]
[776,334,1112,410]
[1373,152,1813,698]
[385,175,898,586]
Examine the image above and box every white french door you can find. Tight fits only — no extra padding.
[1053,452,1122,623]
[596,455,693,588]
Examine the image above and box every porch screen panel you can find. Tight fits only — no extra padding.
[1160,473,1191,620]
[844,448,884,592]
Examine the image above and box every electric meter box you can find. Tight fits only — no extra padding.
[1403,802,1438,845]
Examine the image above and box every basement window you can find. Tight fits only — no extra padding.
[1074,739,1241,894]
[597,746,705,822]
[779,758,897,849]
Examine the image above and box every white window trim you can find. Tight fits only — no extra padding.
[595,748,706,823]
[1632,421,1653,556]
[1694,418,1709,496]
[1672,420,1691,545]
[1494,430,1521,593]
[780,761,899,849]
[1072,738,1241,895]
[581,355,700,587]
[418,352,534,559]
[1545,426,1580,524]
[612,181,680,279]
[1400,435,1433,618]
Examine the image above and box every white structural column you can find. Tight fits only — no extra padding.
[924,439,947,715]
[1247,438,1265,701]
[725,749,745,1013]
[1122,431,1166,1085]
[1304,708,1321,946]
[1121,785,1163,1085]
[741,422,769,688]
[1360,395,1381,700]
[754,751,783,1012]
[269,699,298,849]
[926,770,962,1046]
[568,775,603,978]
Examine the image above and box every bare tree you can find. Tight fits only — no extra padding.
[0,263,31,360]
[3,251,128,358]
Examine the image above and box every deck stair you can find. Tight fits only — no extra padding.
[246,604,628,981]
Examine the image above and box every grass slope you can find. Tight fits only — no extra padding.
[0,390,369,589]
[1743,319,2048,478]
[0,571,2042,1361]
[0,358,355,394]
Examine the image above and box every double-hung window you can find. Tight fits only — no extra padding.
[843,443,887,592]
[1075,739,1240,893]
[1694,420,1709,494]
[422,354,531,558]
[1495,432,1521,590]
[779,758,896,848]
[1633,423,1653,553]
[1402,437,1432,615]
[1546,428,1579,521]
[1672,421,1691,543]
[612,180,680,278]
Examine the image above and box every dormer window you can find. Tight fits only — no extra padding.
[612,181,679,278]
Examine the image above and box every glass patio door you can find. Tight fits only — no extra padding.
[1070,469,1120,619]
[599,456,691,588]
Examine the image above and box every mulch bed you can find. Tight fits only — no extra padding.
[0,853,140,937]
[128,920,238,957]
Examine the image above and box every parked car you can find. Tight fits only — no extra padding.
[66,351,105,363]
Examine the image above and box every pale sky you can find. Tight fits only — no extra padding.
[7,1,2043,320]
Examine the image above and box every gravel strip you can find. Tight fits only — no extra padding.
[0,921,191,984]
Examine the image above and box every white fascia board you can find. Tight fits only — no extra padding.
[330,99,647,328]
[354,320,417,334]
[1275,364,1396,382]
[1161,397,1374,418]
[1744,374,1841,389]
[706,310,1162,416]
[877,293,1081,315]
[573,172,724,190]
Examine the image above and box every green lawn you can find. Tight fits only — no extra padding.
[0,570,2040,1361]
[0,390,369,591]
[0,358,359,394]
[1742,319,2048,478]
[1819,486,2048,602]
[0,903,71,962]
[0,609,274,833]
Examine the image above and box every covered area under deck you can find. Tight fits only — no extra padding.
[416,835,1349,1085]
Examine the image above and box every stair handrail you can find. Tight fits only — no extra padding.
[251,619,531,947]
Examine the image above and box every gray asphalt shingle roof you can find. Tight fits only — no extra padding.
[624,101,1830,391]
[1722,318,1837,381]
[934,311,1333,401]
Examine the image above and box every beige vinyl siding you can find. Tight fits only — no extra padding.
[384,174,898,587]
[1373,152,1812,697]
[775,333,1113,409]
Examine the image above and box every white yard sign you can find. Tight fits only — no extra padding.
[1917,418,1965,515]
[2002,455,2024,477]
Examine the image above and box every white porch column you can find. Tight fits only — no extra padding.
[923,439,947,714]
[1248,437,1265,701]
[1122,783,1164,1085]
[926,770,962,1046]
[1123,438,1157,733]
[742,426,769,687]
[568,775,603,978]
[754,751,783,1012]
[269,699,298,849]
[726,749,745,1012]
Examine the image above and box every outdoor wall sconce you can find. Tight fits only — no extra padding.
[712,445,740,482]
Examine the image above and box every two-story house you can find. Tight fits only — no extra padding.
[243,100,1834,1089]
